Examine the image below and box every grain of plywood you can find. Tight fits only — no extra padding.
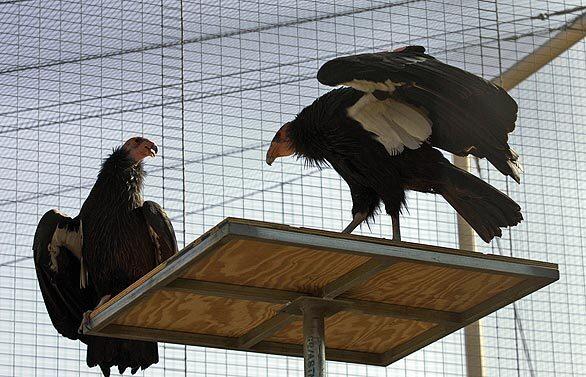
[268,312,437,353]
[114,290,284,337]
[342,261,523,312]
[182,238,371,294]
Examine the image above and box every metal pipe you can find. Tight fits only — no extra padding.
[302,302,327,377]
[453,154,485,377]
[455,12,586,377]
[495,12,586,91]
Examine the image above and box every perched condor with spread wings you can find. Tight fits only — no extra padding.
[33,137,178,376]
[266,46,522,242]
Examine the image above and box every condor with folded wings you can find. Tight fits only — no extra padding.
[33,137,178,376]
[266,46,522,242]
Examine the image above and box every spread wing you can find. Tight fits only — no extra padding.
[33,209,96,341]
[317,46,521,182]
[141,201,178,264]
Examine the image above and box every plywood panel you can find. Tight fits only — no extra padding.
[268,312,436,353]
[85,218,558,366]
[342,262,523,312]
[114,290,283,337]
[182,238,370,294]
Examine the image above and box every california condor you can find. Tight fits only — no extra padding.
[33,137,178,376]
[266,46,522,242]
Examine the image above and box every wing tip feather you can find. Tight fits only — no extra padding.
[508,158,523,184]
[317,59,344,86]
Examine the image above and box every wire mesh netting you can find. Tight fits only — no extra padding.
[0,0,584,376]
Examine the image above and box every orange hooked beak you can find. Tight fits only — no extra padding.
[266,123,294,166]
[123,136,159,163]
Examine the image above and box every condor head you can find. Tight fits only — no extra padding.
[265,123,295,165]
[123,136,159,163]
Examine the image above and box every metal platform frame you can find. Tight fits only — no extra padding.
[85,219,558,376]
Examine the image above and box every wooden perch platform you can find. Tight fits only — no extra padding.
[84,218,558,367]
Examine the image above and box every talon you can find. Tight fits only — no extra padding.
[77,294,111,334]
[78,310,92,334]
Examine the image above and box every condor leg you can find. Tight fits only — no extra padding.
[342,212,368,234]
[391,212,401,241]
[344,185,379,234]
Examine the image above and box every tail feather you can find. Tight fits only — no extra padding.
[487,150,523,184]
[441,164,522,243]
[86,337,158,376]
[99,364,111,377]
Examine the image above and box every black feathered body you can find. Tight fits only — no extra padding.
[289,87,522,241]
[81,148,160,296]
[79,147,169,374]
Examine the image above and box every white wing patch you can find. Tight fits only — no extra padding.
[341,79,404,94]
[347,94,432,155]
[48,220,87,288]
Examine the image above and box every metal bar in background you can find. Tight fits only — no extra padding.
[496,12,586,91]
[455,11,586,377]
[453,154,485,377]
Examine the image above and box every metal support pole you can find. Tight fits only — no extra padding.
[302,301,327,377]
